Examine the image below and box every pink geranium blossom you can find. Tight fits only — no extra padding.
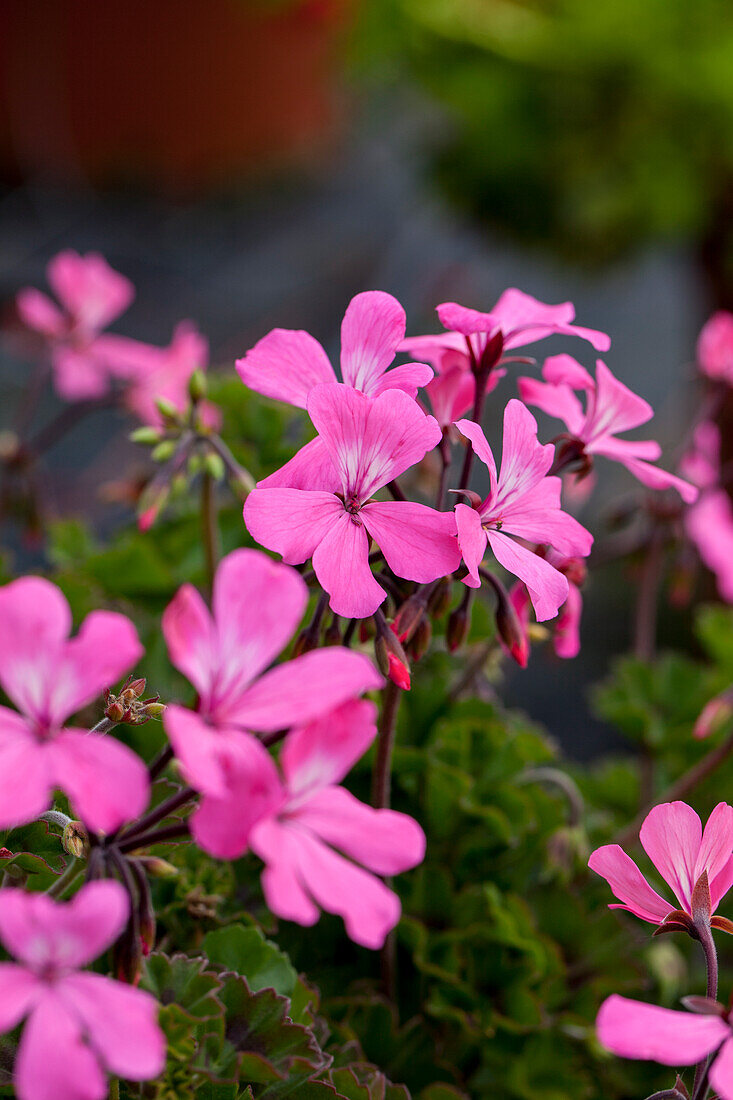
[697,311,733,383]
[680,421,733,603]
[0,577,148,834]
[16,250,135,401]
[419,348,505,428]
[588,801,733,928]
[597,994,733,1099]
[162,548,383,845]
[518,355,697,501]
[237,292,433,490]
[400,288,610,383]
[453,400,593,621]
[245,385,462,618]
[505,552,585,662]
[0,881,165,1100]
[193,699,425,949]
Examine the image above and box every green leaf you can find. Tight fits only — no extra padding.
[142,953,224,1021]
[203,924,297,997]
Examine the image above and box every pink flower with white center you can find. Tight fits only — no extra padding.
[453,400,593,622]
[588,801,733,930]
[400,288,610,381]
[0,881,165,1100]
[244,385,462,618]
[193,699,425,949]
[98,322,220,429]
[505,552,585,663]
[680,422,733,604]
[16,250,135,401]
[597,994,733,1099]
[518,355,698,502]
[162,548,383,839]
[0,577,148,834]
[697,311,733,384]
[238,292,433,491]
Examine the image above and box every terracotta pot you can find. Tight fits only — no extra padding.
[0,0,354,191]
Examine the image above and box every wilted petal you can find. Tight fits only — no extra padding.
[236,328,335,409]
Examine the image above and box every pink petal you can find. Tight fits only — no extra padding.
[164,704,237,797]
[249,818,320,925]
[0,964,40,1030]
[16,288,66,337]
[293,786,425,875]
[398,332,466,363]
[230,648,383,731]
[49,730,149,834]
[591,439,698,503]
[542,353,595,391]
[47,251,134,334]
[588,844,673,924]
[59,972,165,1080]
[585,360,654,438]
[311,509,387,618]
[15,992,108,1100]
[697,311,733,382]
[710,1036,733,1100]
[370,361,434,398]
[52,610,143,725]
[236,328,335,409]
[491,288,573,336]
[281,699,378,798]
[493,399,554,506]
[454,419,498,486]
[639,801,703,912]
[710,853,733,914]
[306,384,442,500]
[361,501,461,584]
[437,302,499,336]
[695,802,733,898]
[257,436,341,492]
[455,502,487,589]
[162,583,216,703]
[487,531,569,622]
[340,291,406,393]
[553,582,582,659]
[0,712,53,829]
[498,479,594,558]
[425,363,475,426]
[244,488,343,564]
[517,376,586,437]
[51,345,112,401]
[686,491,733,602]
[0,577,71,720]
[596,994,727,1065]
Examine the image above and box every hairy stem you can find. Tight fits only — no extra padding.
[46,857,80,898]
[118,821,191,853]
[372,680,403,1001]
[692,921,719,1099]
[148,744,174,782]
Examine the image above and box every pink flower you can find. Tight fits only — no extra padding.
[505,553,585,662]
[588,801,733,929]
[400,288,610,377]
[453,400,593,621]
[597,994,733,1099]
[697,311,733,383]
[244,385,462,618]
[518,355,697,502]
[681,422,733,603]
[162,548,383,839]
[0,578,148,834]
[193,699,425,949]
[0,881,165,1100]
[238,292,433,490]
[419,349,505,428]
[99,322,220,429]
[17,250,135,401]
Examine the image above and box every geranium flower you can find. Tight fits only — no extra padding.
[453,400,593,621]
[0,881,165,1100]
[17,250,135,401]
[597,994,733,1098]
[162,548,383,836]
[680,421,733,603]
[505,552,585,662]
[697,311,733,384]
[244,385,461,618]
[588,801,733,930]
[0,578,148,833]
[518,355,697,501]
[400,288,610,387]
[193,699,425,949]
[237,292,433,490]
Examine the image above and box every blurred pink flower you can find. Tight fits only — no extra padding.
[162,548,383,842]
[0,577,148,834]
[681,422,733,603]
[194,699,425,948]
[589,801,733,928]
[0,881,165,1100]
[697,311,733,383]
[597,994,733,1098]
[238,292,433,490]
[519,355,697,501]
[245,385,461,618]
[454,400,593,621]
[420,349,504,428]
[505,552,585,661]
[17,250,135,401]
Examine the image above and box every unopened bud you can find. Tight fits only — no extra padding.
[154,396,182,425]
[188,368,208,403]
[129,426,164,446]
[203,451,225,482]
[125,678,147,700]
[427,576,452,619]
[495,587,529,669]
[62,821,89,860]
[387,652,411,691]
[393,595,426,644]
[694,691,733,740]
[479,329,504,372]
[151,440,176,463]
[375,632,411,691]
[0,847,12,860]
[138,484,169,531]
[141,700,166,720]
[446,604,470,652]
[408,617,432,661]
[138,856,178,879]
[114,923,143,985]
[105,699,125,722]
[359,619,375,644]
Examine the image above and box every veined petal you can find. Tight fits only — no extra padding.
[588,844,673,924]
[590,440,698,503]
[493,399,554,507]
[437,301,499,335]
[281,699,378,798]
[710,1037,733,1100]
[695,803,733,895]
[453,418,498,488]
[311,510,386,618]
[640,802,702,912]
[455,503,487,588]
[597,994,727,1065]
[487,531,568,622]
[517,376,586,437]
[236,327,335,409]
[542,353,595,391]
[361,501,461,584]
[340,291,406,393]
[257,436,341,493]
[244,488,343,564]
[585,360,653,438]
[370,362,434,398]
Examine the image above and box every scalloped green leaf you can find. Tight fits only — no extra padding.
[203,924,297,997]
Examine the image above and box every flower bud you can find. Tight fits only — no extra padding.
[154,396,182,425]
[105,699,126,722]
[203,451,225,482]
[324,617,342,645]
[427,576,452,619]
[494,586,529,669]
[694,691,733,740]
[374,632,411,691]
[188,368,208,403]
[129,426,163,446]
[0,847,12,860]
[141,700,166,720]
[62,821,89,860]
[408,616,432,662]
[393,595,426,644]
[359,618,375,644]
[387,652,411,691]
[138,856,178,879]
[151,440,177,464]
[114,922,143,985]
[446,604,470,652]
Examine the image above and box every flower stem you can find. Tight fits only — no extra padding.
[372,680,403,1002]
[201,470,220,599]
[118,821,191,853]
[89,716,117,735]
[46,857,80,898]
[205,433,255,496]
[458,367,492,492]
[691,921,719,1100]
[117,787,196,846]
[148,744,174,782]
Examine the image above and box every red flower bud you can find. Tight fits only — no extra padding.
[446,604,470,652]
